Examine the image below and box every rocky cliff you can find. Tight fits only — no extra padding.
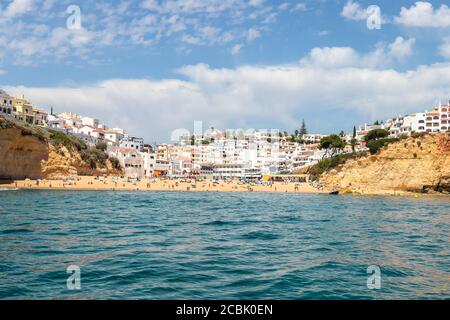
[0,117,123,180]
[319,133,450,195]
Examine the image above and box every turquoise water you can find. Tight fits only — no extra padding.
[0,190,449,300]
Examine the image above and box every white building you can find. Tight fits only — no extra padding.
[120,135,144,152]
[81,116,99,128]
[0,89,13,117]
[109,147,144,179]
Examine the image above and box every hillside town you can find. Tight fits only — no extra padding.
[1,88,449,180]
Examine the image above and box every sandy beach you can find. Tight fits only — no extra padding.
[1,176,324,194]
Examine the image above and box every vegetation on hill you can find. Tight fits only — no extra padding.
[363,129,404,154]
[1,116,49,142]
[308,152,365,181]
[319,134,346,158]
[1,115,120,171]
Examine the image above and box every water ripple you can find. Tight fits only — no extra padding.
[0,190,449,299]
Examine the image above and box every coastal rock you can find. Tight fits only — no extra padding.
[0,118,123,180]
[319,133,450,195]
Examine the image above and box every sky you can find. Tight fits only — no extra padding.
[1,0,450,142]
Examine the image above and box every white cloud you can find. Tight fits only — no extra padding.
[439,38,450,59]
[317,30,329,36]
[1,0,34,18]
[395,1,450,28]
[388,37,416,59]
[249,0,265,7]
[341,0,368,21]
[0,0,277,65]
[231,43,244,55]
[301,37,415,68]
[247,28,261,42]
[291,3,307,12]
[5,43,445,142]
[341,0,388,26]
[278,3,289,11]
[301,47,360,68]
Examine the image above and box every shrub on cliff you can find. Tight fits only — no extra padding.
[366,138,399,154]
[95,142,108,151]
[364,129,389,142]
[308,152,364,180]
[80,147,109,169]
[109,157,121,170]
[49,130,86,151]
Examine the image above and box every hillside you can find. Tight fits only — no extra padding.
[318,133,450,195]
[0,116,123,180]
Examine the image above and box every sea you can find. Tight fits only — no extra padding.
[0,189,449,299]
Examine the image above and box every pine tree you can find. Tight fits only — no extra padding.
[300,119,308,136]
[351,126,357,153]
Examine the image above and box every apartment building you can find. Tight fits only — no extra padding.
[0,90,13,116]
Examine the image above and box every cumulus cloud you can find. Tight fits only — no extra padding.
[395,1,450,28]
[341,0,368,21]
[5,44,446,142]
[341,0,387,26]
[439,38,450,59]
[300,37,415,68]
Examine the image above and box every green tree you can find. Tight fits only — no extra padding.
[319,134,345,159]
[364,129,389,142]
[351,126,357,152]
[95,142,107,151]
[300,119,308,136]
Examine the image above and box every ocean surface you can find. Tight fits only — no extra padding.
[0,189,449,300]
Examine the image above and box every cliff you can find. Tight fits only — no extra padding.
[319,133,450,195]
[0,116,123,180]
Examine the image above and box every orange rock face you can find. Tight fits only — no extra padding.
[319,133,450,195]
[0,126,122,180]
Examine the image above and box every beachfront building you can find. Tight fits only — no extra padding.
[0,90,13,117]
[142,151,156,177]
[154,159,171,177]
[171,157,194,177]
[109,147,144,178]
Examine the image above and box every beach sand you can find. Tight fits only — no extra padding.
[1,176,323,194]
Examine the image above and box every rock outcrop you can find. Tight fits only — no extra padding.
[319,133,450,195]
[0,117,122,180]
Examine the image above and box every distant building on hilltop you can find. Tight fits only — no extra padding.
[0,90,13,116]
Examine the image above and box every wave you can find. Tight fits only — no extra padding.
[0,188,19,191]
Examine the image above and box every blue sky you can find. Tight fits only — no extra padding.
[1,0,450,141]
